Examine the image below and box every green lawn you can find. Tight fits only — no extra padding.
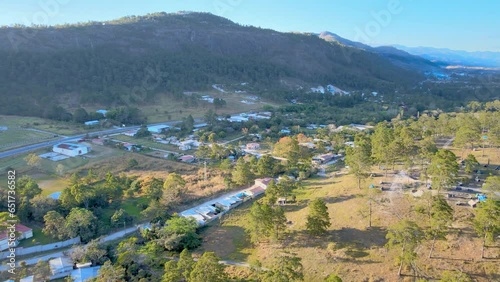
[120,197,149,217]
[17,227,58,248]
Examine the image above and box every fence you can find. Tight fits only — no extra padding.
[0,237,81,259]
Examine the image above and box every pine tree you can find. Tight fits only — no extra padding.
[306,199,331,235]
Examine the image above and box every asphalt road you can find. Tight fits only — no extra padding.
[0,119,202,160]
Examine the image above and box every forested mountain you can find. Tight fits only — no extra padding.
[0,12,426,117]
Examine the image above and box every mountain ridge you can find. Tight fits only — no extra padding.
[0,12,427,117]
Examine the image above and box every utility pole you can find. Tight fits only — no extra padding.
[204,161,207,181]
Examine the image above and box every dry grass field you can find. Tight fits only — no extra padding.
[196,152,500,281]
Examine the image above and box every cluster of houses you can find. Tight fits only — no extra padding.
[310,84,350,96]
[218,112,272,123]
[180,178,273,226]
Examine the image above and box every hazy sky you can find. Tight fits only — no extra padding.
[1,0,499,52]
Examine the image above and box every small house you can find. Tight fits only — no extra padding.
[468,199,479,208]
[277,197,287,206]
[96,109,108,116]
[178,155,195,163]
[246,143,260,150]
[255,178,273,189]
[246,186,265,197]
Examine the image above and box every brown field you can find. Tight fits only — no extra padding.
[196,154,500,281]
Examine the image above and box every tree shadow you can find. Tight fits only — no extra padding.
[323,194,358,204]
[283,227,388,250]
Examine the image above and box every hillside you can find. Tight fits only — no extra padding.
[0,12,426,117]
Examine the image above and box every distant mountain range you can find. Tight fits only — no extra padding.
[392,45,500,68]
[318,32,439,71]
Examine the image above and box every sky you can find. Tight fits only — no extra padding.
[1,0,499,52]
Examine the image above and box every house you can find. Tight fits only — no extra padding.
[84,120,99,126]
[310,86,325,94]
[71,266,101,282]
[49,257,74,276]
[246,186,266,197]
[53,143,90,157]
[48,191,62,200]
[123,130,138,137]
[195,206,218,220]
[300,142,316,149]
[194,123,208,129]
[254,178,273,189]
[277,197,287,206]
[19,276,34,282]
[147,125,170,134]
[122,142,135,151]
[279,129,291,135]
[349,124,373,131]
[0,224,33,251]
[246,143,260,150]
[96,109,108,116]
[312,153,336,164]
[180,210,206,225]
[468,199,479,208]
[228,116,249,123]
[179,144,192,151]
[178,155,195,163]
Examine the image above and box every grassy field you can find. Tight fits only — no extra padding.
[138,91,278,123]
[0,115,90,135]
[0,129,57,152]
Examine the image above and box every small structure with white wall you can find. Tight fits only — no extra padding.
[53,143,90,157]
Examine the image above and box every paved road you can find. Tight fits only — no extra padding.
[0,119,203,160]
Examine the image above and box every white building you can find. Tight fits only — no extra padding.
[53,143,90,157]
[84,120,99,126]
[49,257,74,276]
[147,125,170,133]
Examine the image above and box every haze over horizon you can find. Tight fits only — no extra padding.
[1,0,499,53]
